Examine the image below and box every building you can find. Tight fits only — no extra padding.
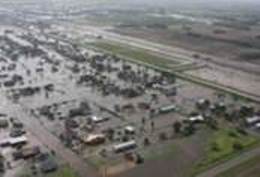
[246,116,260,126]
[40,158,58,173]
[255,123,260,129]
[113,140,137,153]
[90,116,109,123]
[158,105,176,114]
[13,146,40,160]
[83,134,106,145]
[124,126,135,135]
[188,115,204,123]
[0,136,28,147]
[0,119,9,128]
[9,136,28,146]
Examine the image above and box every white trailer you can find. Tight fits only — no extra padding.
[113,140,137,153]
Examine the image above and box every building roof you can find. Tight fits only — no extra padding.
[189,115,204,122]
[246,116,260,124]
[9,136,28,145]
[40,158,58,173]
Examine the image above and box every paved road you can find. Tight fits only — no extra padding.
[196,147,260,177]
[0,93,99,177]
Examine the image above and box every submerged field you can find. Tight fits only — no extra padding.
[216,155,260,177]
[91,41,180,69]
[19,166,78,177]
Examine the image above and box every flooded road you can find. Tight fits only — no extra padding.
[0,93,99,177]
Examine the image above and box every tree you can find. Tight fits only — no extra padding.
[151,121,155,132]
[173,121,182,134]
[107,128,115,141]
[0,153,5,172]
[183,123,195,136]
[211,142,220,152]
[233,142,244,151]
[142,117,146,125]
[135,153,144,164]
[143,137,151,146]
[159,132,168,141]
[206,119,218,130]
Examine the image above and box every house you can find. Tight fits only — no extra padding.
[255,123,260,129]
[40,158,58,173]
[124,126,135,135]
[9,136,28,146]
[188,115,204,123]
[196,99,210,109]
[83,134,106,145]
[0,139,10,147]
[10,128,26,137]
[0,136,28,147]
[113,140,137,153]
[13,146,40,160]
[12,120,24,128]
[20,146,40,159]
[160,85,177,96]
[90,116,109,123]
[158,105,176,114]
[0,119,9,128]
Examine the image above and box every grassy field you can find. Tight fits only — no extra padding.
[216,155,260,177]
[192,128,259,175]
[91,42,179,69]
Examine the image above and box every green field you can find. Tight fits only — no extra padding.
[216,155,260,177]
[19,166,78,177]
[47,166,79,177]
[193,128,258,175]
[91,42,179,69]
